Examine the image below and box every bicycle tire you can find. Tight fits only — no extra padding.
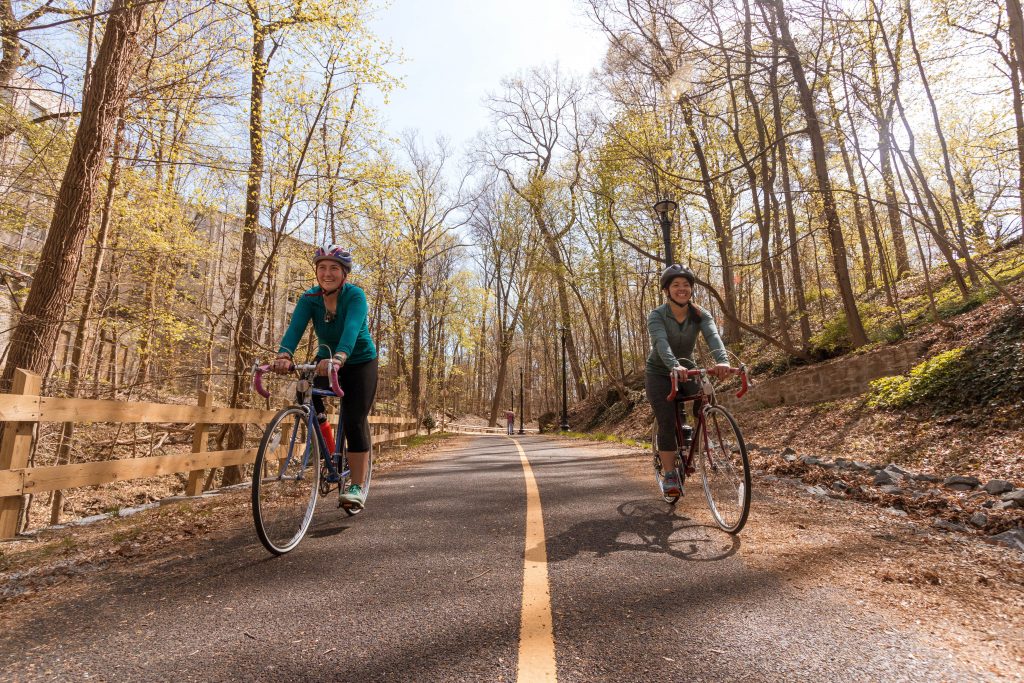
[252,406,321,554]
[340,451,373,516]
[651,419,682,505]
[696,405,751,534]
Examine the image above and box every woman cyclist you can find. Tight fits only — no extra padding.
[271,245,377,509]
[646,264,732,497]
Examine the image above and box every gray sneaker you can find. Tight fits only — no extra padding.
[661,469,683,497]
[339,483,366,509]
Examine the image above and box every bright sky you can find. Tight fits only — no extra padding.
[371,0,608,150]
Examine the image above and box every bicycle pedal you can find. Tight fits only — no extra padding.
[325,472,341,483]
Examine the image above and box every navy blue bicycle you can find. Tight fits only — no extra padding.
[251,361,372,555]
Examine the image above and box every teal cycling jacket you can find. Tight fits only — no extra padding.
[277,284,377,364]
[646,303,728,375]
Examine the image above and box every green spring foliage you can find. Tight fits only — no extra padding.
[867,348,967,409]
[867,309,1024,412]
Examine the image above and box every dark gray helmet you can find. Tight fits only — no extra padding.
[660,264,696,289]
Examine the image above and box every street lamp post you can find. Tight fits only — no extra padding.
[518,367,525,434]
[560,327,570,431]
[654,199,678,265]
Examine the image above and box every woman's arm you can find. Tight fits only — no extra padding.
[699,314,730,365]
[647,309,680,370]
[278,296,313,356]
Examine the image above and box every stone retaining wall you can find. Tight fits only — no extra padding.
[728,340,931,409]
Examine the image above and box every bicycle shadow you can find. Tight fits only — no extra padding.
[306,502,357,539]
[306,522,351,539]
[541,499,740,564]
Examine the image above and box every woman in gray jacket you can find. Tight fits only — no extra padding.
[646,264,733,497]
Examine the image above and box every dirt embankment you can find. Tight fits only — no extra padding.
[564,281,1024,541]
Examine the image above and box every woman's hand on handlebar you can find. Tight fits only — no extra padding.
[709,363,733,380]
[272,353,293,374]
[316,358,342,376]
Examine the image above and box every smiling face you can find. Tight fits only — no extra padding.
[315,260,347,290]
[665,276,692,306]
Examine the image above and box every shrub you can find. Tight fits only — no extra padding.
[421,414,436,434]
[867,347,967,409]
[809,313,851,359]
[537,411,558,433]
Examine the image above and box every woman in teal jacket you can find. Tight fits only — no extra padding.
[272,245,377,509]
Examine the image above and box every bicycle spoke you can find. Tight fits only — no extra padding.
[698,406,751,534]
[252,408,321,554]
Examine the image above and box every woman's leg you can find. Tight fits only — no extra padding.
[645,373,679,473]
[645,373,701,475]
[339,357,378,488]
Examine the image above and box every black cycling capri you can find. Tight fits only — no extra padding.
[645,371,699,451]
[312,356,378,452]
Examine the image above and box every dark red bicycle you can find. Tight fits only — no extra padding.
[651,364,752,534]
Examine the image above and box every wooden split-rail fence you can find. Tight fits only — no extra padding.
[0,369,418,539]
[446,423,539,435]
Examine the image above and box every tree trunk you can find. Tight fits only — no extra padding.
[410,261,423,418]
[1008,47,1024,242]
[224,16,268,485]
[865,21,912,277]
[768,42,811,349]
[1,0,150,394]
[768,0,867,348]
[905,4,979,285]
[0,0,21,94]
[49,124,124,524]
[680,104,741,343]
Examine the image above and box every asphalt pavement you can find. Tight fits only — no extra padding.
[0,435,992,681]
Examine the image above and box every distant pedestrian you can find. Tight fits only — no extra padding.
[506,410,515,435]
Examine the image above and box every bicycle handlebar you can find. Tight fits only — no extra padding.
[667,365,749,401]
[252,361,344,399]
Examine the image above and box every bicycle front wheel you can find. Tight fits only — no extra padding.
[252,406,321,554]
[696,405,751,534]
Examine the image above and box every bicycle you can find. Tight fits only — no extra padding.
[651,362,752,534]
[250,361,372,555]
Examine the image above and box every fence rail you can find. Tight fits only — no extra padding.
[447,423,539,435]
[0,369,417,538]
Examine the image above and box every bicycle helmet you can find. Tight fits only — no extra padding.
[660,264,695,289]
[313,245,353,271]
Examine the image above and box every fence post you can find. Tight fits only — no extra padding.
[0,369,42,538]
[185,387,213,496]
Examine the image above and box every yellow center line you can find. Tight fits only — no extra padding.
[511,437,557,682]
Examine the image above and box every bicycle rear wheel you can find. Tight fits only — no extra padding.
[696,405,751,534]
[252,407,320,554]
[651,419,681,505]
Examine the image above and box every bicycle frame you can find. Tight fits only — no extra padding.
[254,362,348,484]
[666,366,749,475]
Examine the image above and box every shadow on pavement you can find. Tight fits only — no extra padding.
[539,498,739,564]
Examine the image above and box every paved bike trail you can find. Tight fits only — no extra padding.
[0,435,991,681]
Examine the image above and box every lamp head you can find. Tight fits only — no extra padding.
[654,199,678,221]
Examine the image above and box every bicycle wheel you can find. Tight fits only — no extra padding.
[252,406,320,554]
[651,419,681,505]
[340,451,373,517]
[696,405,751,534]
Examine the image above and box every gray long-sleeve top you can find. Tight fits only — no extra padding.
[646,303,729,375]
